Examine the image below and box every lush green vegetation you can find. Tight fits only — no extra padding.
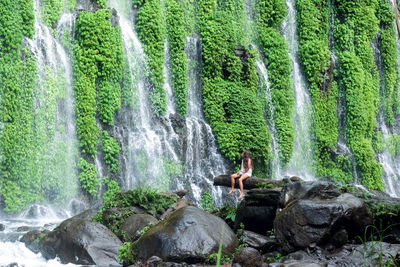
[166,0,188,115]
[296,0,352,182]
[74,9,124,157]
[0,0,37,212]
[377,0,398,126]
[102,131,121,173]
[257,0,294,165]
[334,0,384,190]
[78,157,99,196]
[199,0,271,172]
[136,0,166,115]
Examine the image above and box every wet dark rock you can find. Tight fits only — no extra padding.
[16,226,31,232]
[5,263,19,267]
[279,181,341,208]
[73,209,97,220]
[233,247,263,267]
[173,189,189,198]
[147,256,163,267]
[133,206,238,263]
[20,229,50,254]
[102,206,146,227]
[110,8,119,27]
[0,223,5,231]
[235,189,280,234]
[121,213,158,241]
[75,0,101,12]
[160,198,188,220]
[331,229,348,248]
[274,193,371,251]
[242,230,279,253]
[23,213,122,266]
[268,242,400,267]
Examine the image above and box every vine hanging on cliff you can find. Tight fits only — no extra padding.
[136,0,167,115]
[257,0,295,166]
[199,0,271,173]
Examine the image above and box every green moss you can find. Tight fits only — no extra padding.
[377,0,398,126]
[74,9,124,156]
[295,0,350,182]
[0,0,40,213]
[78,157,99,196]
[199,0,271,170]
[334,0,384,190]
[166,0,188,115]
[257,0,294,165]
[42,0,64,27]
[102,131,121,173]
[136,0,166,115]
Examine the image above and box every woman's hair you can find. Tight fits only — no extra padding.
[242,150,253,169]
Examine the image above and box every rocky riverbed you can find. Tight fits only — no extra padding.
[19,177,400,266]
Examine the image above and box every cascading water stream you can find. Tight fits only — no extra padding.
[281,0,315,180]
[0,1,83,265]
[374,2,400,197]
[182,35,228,205]
[255,60,282,179]
[109,0,228,204]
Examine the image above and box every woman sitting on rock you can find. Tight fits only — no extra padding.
[228,150,253,199]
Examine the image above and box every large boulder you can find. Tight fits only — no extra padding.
[22,211,122,266]
[133,206,238,263]
[121,213,158,241]
[274,183,371,251]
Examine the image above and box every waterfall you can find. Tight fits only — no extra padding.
[374,2,400,197]
[0,1,82,265]
[24,0,79,207]
[183,35,228,205]
[256,60,282,179]
[109,0,228,205]
[281,0,315,180]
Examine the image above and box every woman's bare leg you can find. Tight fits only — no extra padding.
[229,173,240,194]
[238,174,249,199]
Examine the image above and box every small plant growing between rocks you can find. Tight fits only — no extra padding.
[201,191,215,212]
[118,242,134,266]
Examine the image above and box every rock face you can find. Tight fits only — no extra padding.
[22,211,122,266]
[274,181,371,251]
[121,213,158,241]
[133,206,238,263]
[235,189,280,234]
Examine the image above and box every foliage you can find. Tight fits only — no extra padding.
[102,177,122,205]
[101,186,178,217]
[102,131,121,173]
[136,0,166,115]
[377,0,398,126]
[334,0,384,190]
[118,242,135,265]
[266,252,283,263]
[199,0,271,171]
[78,157,99,196]
[95,0,106,8]
[201,191,215,211]
[257,0,294,165]
[166,0,188,115]
[42,0,64,27]
[296,0,350,182]
[0,0,38,212]
[74,9,124,156]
